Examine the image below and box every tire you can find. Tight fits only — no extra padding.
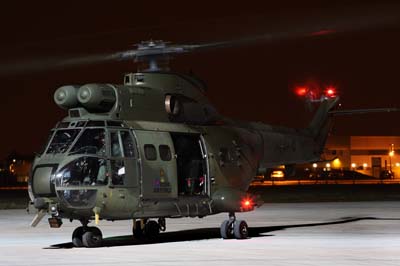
[144,220,160,239]
[72,226,84,247]
[133,220,144,239]
[233,220,248,239]
[220,220,233,239]
[82,227,103,248]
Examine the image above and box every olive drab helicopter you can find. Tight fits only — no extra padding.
[26,33,398,247]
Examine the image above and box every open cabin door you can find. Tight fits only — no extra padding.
[134,130,178,200]
[170,133,210,197]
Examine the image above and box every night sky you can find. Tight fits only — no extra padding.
[0,1,399,159]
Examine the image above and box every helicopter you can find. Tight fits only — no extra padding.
[22,17,400,247]
[24,39,342,247]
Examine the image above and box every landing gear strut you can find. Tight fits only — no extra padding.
[72,222,103,248]
[220,212,249,239]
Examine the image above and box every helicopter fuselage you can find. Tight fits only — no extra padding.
[28,72,338,245]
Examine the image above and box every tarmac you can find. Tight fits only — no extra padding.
[1,201,400,265]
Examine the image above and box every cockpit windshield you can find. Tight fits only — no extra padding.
[56,156,108,187]
[69,128,106,156]
[46,129,81,154]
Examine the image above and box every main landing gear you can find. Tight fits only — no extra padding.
[132,218,166,240]
[220,212,249,239]
[71,218,167,248]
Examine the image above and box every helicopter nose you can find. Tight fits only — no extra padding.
[30,164,58,198]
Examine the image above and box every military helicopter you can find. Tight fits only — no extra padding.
[24,38,341,247]
[23,16,400,247]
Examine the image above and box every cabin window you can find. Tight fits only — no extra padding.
[144,144,157,161]
[159,145,172,161]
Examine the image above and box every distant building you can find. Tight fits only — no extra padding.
[323,136,400,178]
[0,153,33,185]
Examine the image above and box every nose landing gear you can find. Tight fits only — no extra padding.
[72,225,103,248]
[220,212,249,239]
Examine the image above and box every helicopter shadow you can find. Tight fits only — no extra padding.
[47,216,400,249]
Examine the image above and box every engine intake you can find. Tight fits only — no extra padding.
[54,85,80,110]
[77,84,116,112]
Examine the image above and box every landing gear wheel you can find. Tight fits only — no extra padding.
[82,227,103,248]
[233,220,248,239]
[72,226,85,247]
[144,220,160,239]
[220,220,234,239]
[133,220,144,239]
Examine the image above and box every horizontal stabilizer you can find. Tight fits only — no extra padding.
[329,108,400,116]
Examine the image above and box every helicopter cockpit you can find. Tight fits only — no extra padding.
[31,119,137,209]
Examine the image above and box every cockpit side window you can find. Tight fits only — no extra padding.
[70,128,106,156]
[110,132,122,157]
[121,131,136,158]
[46,129,80,154]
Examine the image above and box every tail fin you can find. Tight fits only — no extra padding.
[307,97,340,153]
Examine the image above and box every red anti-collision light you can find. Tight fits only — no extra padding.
[325,87,337,97]
[241,197,254,211]
[295,87,308,97]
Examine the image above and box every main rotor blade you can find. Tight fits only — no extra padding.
[184,5,400,52]
[0,50,138,76]
[0,3,398,76]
